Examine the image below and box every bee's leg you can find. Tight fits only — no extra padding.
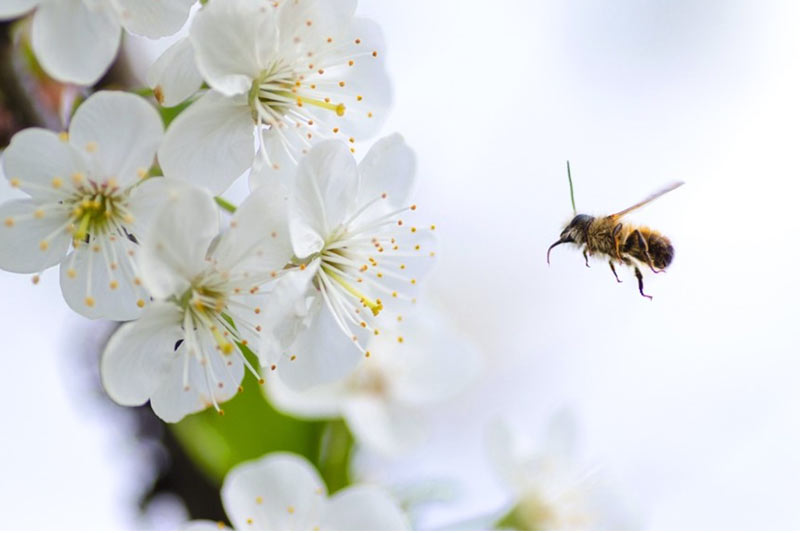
[633,265,653,300]
[608,260,622,283]
[582,248,591,268]
[633,229,663,274]
[612,223,624,260]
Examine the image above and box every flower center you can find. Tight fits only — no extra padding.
[179,283,234,354]
[66,175,131,244]
[249,63,346,127]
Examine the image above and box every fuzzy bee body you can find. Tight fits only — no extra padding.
[547,181,683,299]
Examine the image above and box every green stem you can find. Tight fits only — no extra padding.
[215,196,237,214]
[317,419,354,493]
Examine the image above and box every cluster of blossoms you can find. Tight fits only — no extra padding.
[0,0,622,530]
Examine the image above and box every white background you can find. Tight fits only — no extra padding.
[2,0,800,528]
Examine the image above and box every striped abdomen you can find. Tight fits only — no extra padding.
[623,228,674,269]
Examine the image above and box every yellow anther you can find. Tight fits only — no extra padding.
[323,265,382,315]
[211,327,234,355]
[287,506,295,514]
[9,178,20,187]
[67,268,77,279]
[39,240,49,251]
[85,296,95,307]
[137,168,148,179]
[34,209,45,219]
[85,141,98,152]
[58,131,69,141]
[71,172,85,185]
[397,336,404,343]
[109,280,119,290]
[4,217,13,227]
[136,299,145,308]
[52,177,63,188]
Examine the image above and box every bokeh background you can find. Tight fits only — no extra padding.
[3,0,800,528]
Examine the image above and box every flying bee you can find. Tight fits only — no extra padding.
[547,162,683,299]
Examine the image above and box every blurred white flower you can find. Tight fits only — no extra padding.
[256,135,435,389]
[265,306,480,456]
[0,0,196,85]
[0,91,167,320]
[193,452,408,530]
[488,415,629,530]
[157,0,390,193]
[101,182,293,422]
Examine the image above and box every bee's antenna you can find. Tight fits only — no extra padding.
[567,160,577,215]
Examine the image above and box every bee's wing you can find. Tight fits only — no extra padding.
[610,181,684,219]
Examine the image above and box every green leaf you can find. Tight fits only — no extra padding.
[317,419,354,493]
[158,99,194,128]
[169,371,326,485]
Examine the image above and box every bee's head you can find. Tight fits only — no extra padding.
[559,214,593,243]
[547,214,594,264]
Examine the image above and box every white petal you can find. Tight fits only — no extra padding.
[149,334,245,422]
[190,0,276,96]
[69,91,163,188]
[249,127,303,190]
[31,0,121,85]
[147,38,203,107]
[59,237,144,321]
[212,180,292,275]
[221,453,325,531]
[0,160,27,202]
[276,0,356,53]
[275,294,363,390]
[2,128,86,203]
[138,185,218,299]
[124,176,192,239]
[290,140,357,258]
[381,310,480,406]
[262,370,345,420]
[342,396,425,457]
[114,0,194,39]
[258,263,318,369]
[0,199,71,273]
[0,0,40,20]
[100,301,183,406]
[357,133,416,209]
[301,18,390,139]
[158,90,255,194]
[329,39,392,139]
[322,485,409,531]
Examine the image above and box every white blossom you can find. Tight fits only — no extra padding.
[193,452,408,530]
[255,135,435,389]
[100,182,293,422]
[0,0,196,86]
[488,416,629,530]
[265,306,480,456]
[156,0,391,193]
[0,91,168,320]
